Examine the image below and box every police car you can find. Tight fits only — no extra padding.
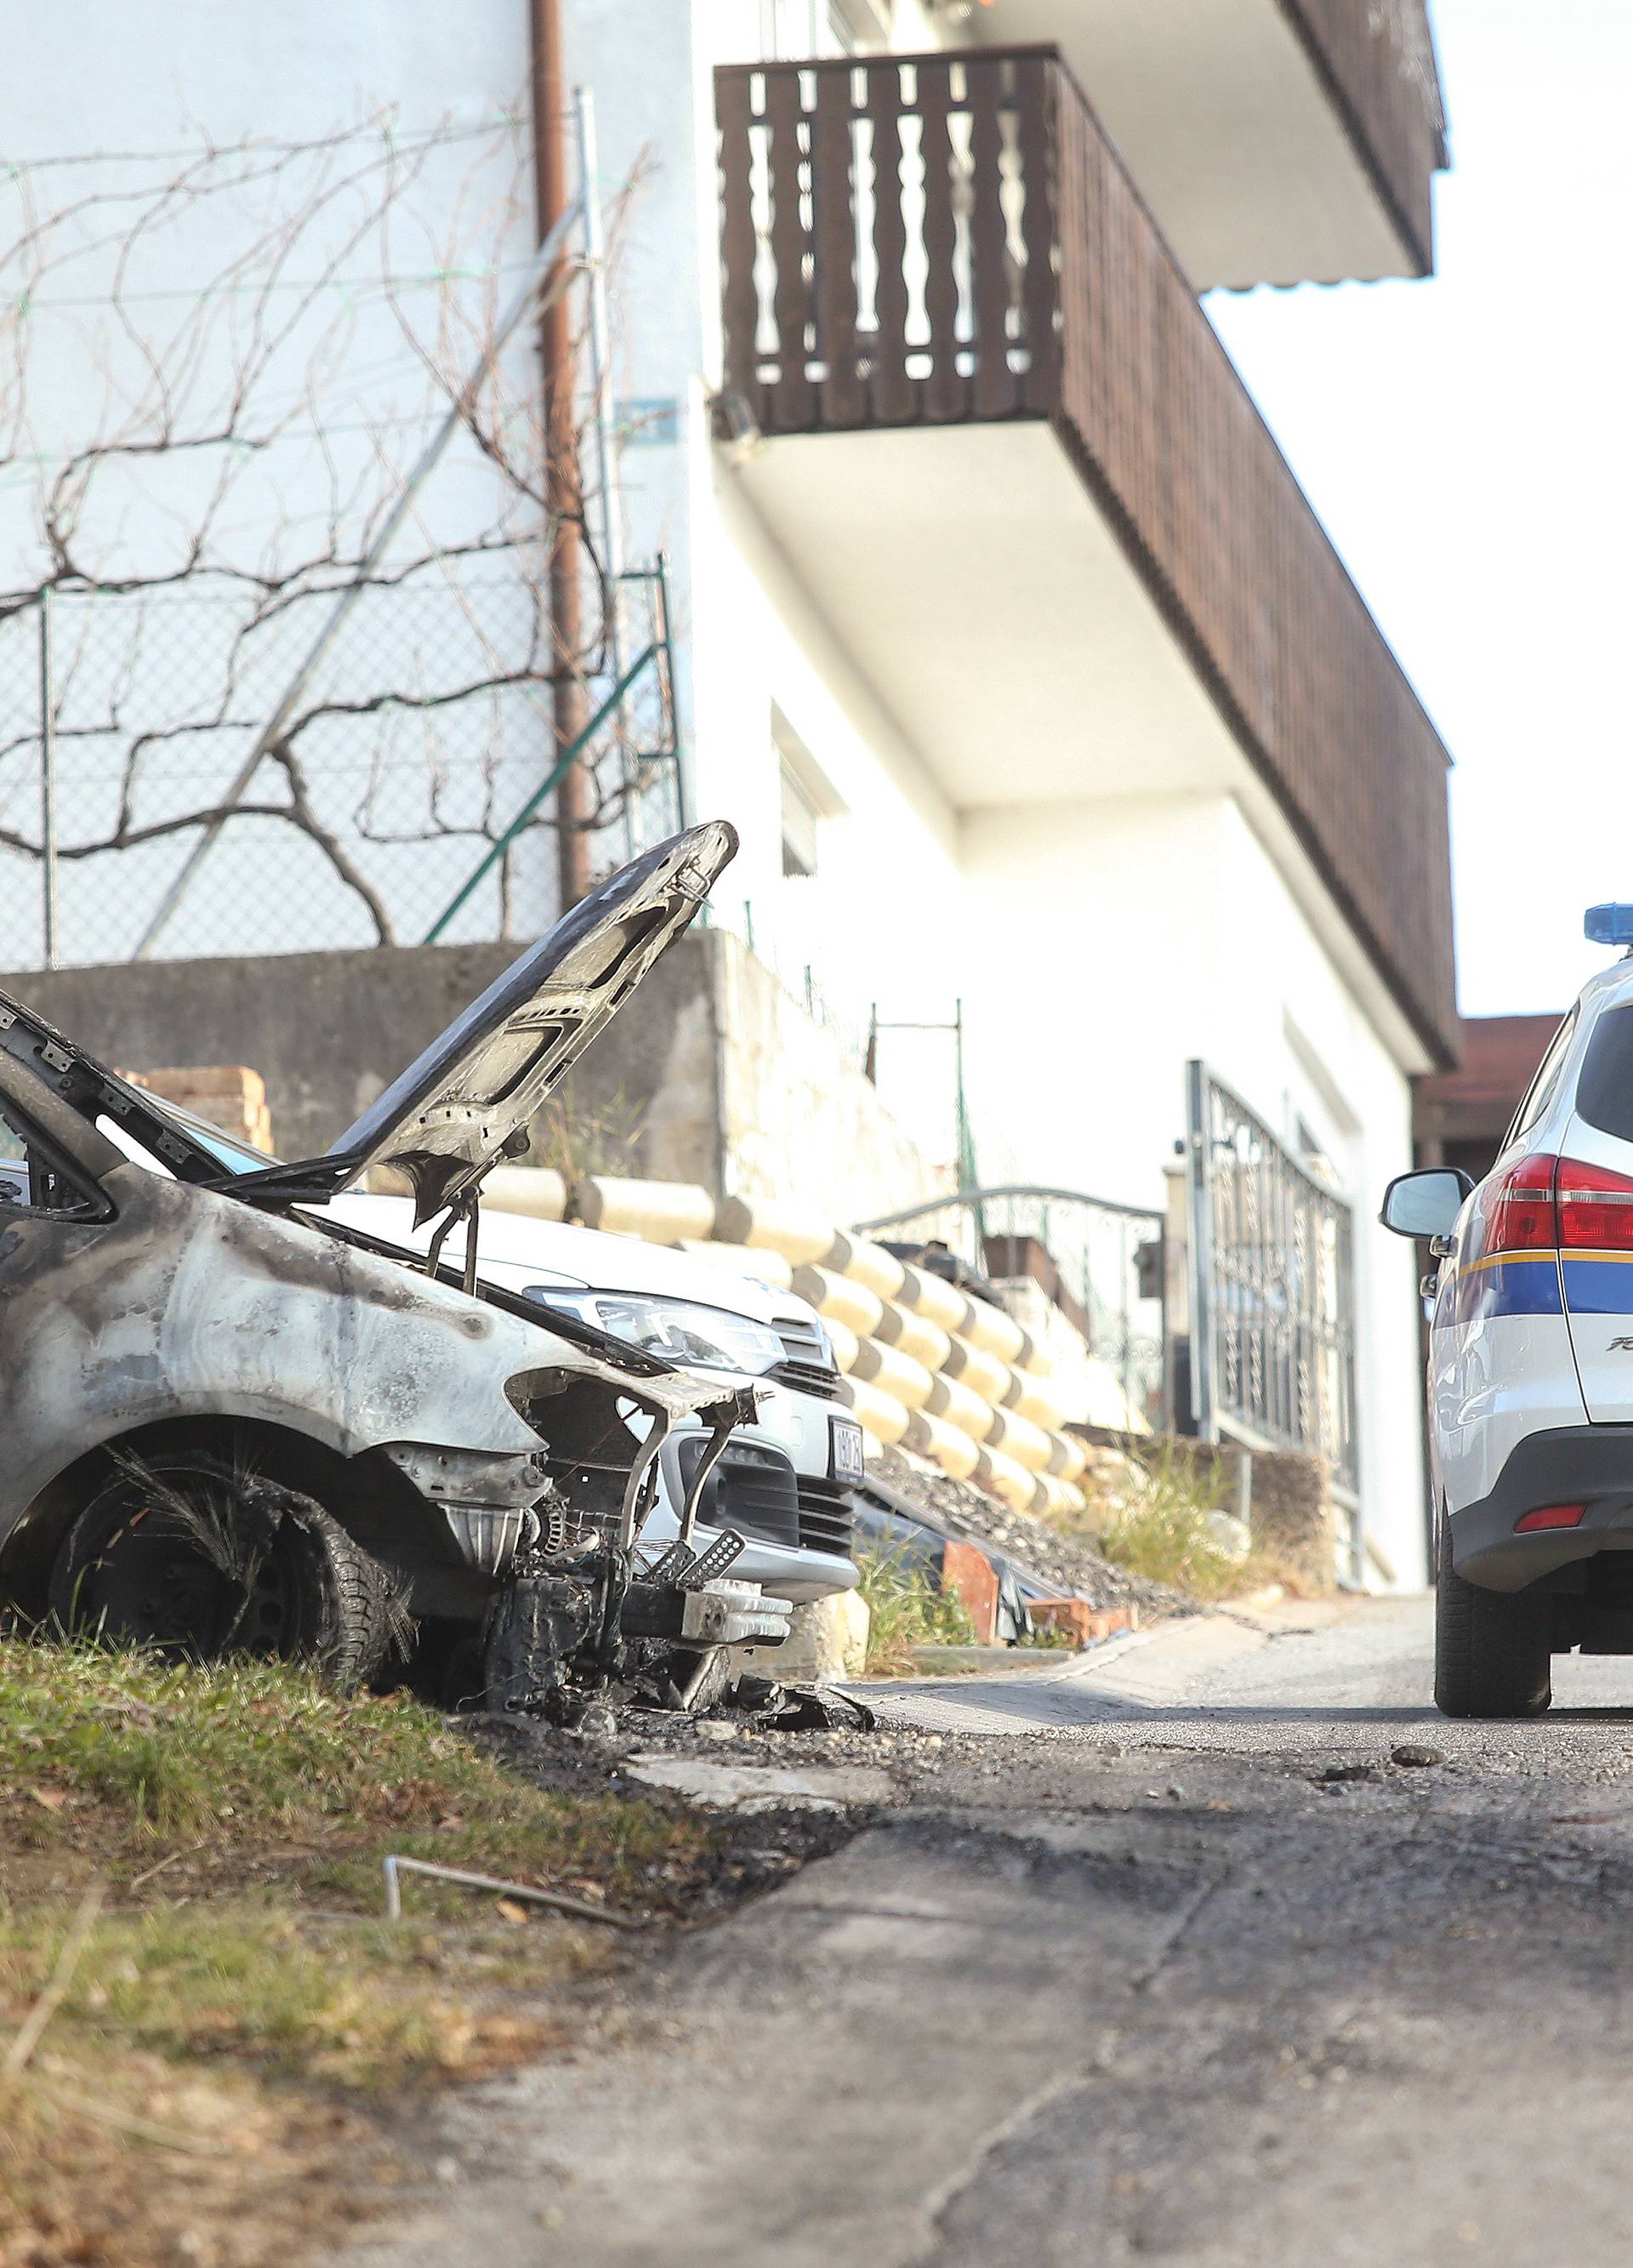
[1382,903,1633,1716]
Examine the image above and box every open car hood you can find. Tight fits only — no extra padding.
[325,822,737,1223]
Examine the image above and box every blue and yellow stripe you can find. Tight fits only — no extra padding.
[1437,1247,1633,1325]
[1562,1249,1633,1314]
[1444,1251,1562,1325]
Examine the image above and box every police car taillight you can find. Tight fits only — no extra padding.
[1556,1159,1633,1250]
[1483,1155,1633,1255]
[1483,1154,1557,1252]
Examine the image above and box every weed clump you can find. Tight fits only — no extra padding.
[854,1546,976,1675]
[1082,1444,1259,1602]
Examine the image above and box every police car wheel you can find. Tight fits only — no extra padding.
[1434,1553,1551,1718]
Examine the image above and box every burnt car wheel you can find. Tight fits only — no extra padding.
[48,1454,393,1691]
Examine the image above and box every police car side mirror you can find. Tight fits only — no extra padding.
[1380,1167,1471,1241]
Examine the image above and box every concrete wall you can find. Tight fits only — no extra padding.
[712,930,947,1220]
[0,937,716,1172]
[2,941,524,1164]
[0,925,938,1221]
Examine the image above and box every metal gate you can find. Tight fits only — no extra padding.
[854,1184,1166,1430]
[1186,1062,1359,1518]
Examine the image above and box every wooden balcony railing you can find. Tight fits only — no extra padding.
[714,48,1458,1068]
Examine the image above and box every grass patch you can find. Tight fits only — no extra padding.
[854,1546,976,1675]
[0,1635,717,2266]
[1078,1445,1265,1603]
[1096,1498,1251,1601]
[1015,1620,1079,1651]
[0,1635,698,1889]
[0,1899,572,2090]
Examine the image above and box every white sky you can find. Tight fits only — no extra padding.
[1205,0,1633,1024]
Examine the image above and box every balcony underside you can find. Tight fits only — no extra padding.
[728,419,1434,1074]
[971,0,1440,287]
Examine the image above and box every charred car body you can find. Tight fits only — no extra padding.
[0,823,786,1712]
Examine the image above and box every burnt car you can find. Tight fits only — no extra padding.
[0,822,786,1713]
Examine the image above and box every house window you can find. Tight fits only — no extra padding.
[773,707,843,877]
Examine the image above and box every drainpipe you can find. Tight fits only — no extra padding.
[532,0,591,910]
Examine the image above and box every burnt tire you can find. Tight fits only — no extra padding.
[1434,1546,1552,1718]
[48,1453,391,1692]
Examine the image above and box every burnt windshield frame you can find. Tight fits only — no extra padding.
[0,995,229,1188]
[1574,1002,1633,1144]
[0,1065,115,1222]
[145,1094,281,1177]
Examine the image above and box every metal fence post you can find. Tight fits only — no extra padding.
[1185,1058,1217,1442]
[653,552,688,831]
[573,83,636,860]
[39,588,58,969]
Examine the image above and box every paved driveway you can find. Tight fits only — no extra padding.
[334,1598,1633,2267]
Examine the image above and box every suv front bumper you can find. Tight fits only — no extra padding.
[642,1418,858,1601]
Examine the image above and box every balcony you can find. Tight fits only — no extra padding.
[714,47,1458,1071]
[964,0,1447,286]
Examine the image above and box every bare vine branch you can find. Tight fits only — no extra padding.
[0,111,664,952]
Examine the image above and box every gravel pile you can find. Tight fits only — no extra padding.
[865,1445,1192,1621]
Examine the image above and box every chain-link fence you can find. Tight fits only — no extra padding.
[0,558,683,972]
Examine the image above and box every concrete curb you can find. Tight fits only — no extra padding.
[839,1621,1158,1703]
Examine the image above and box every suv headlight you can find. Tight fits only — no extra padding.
[531,1289,787,1377]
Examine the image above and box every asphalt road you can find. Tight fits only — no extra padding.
[335,1599,1633,2268]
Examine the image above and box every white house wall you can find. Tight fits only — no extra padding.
[579,1,1432,1588]
[565,0,955,880]
[959,792,1427,1588]
[691,464,983,1169]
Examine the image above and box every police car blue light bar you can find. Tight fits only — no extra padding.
[1585,903,1633,947]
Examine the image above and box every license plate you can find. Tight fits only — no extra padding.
[829,1416,865,1484]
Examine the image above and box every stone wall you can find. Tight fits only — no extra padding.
[1,940,521,1164]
